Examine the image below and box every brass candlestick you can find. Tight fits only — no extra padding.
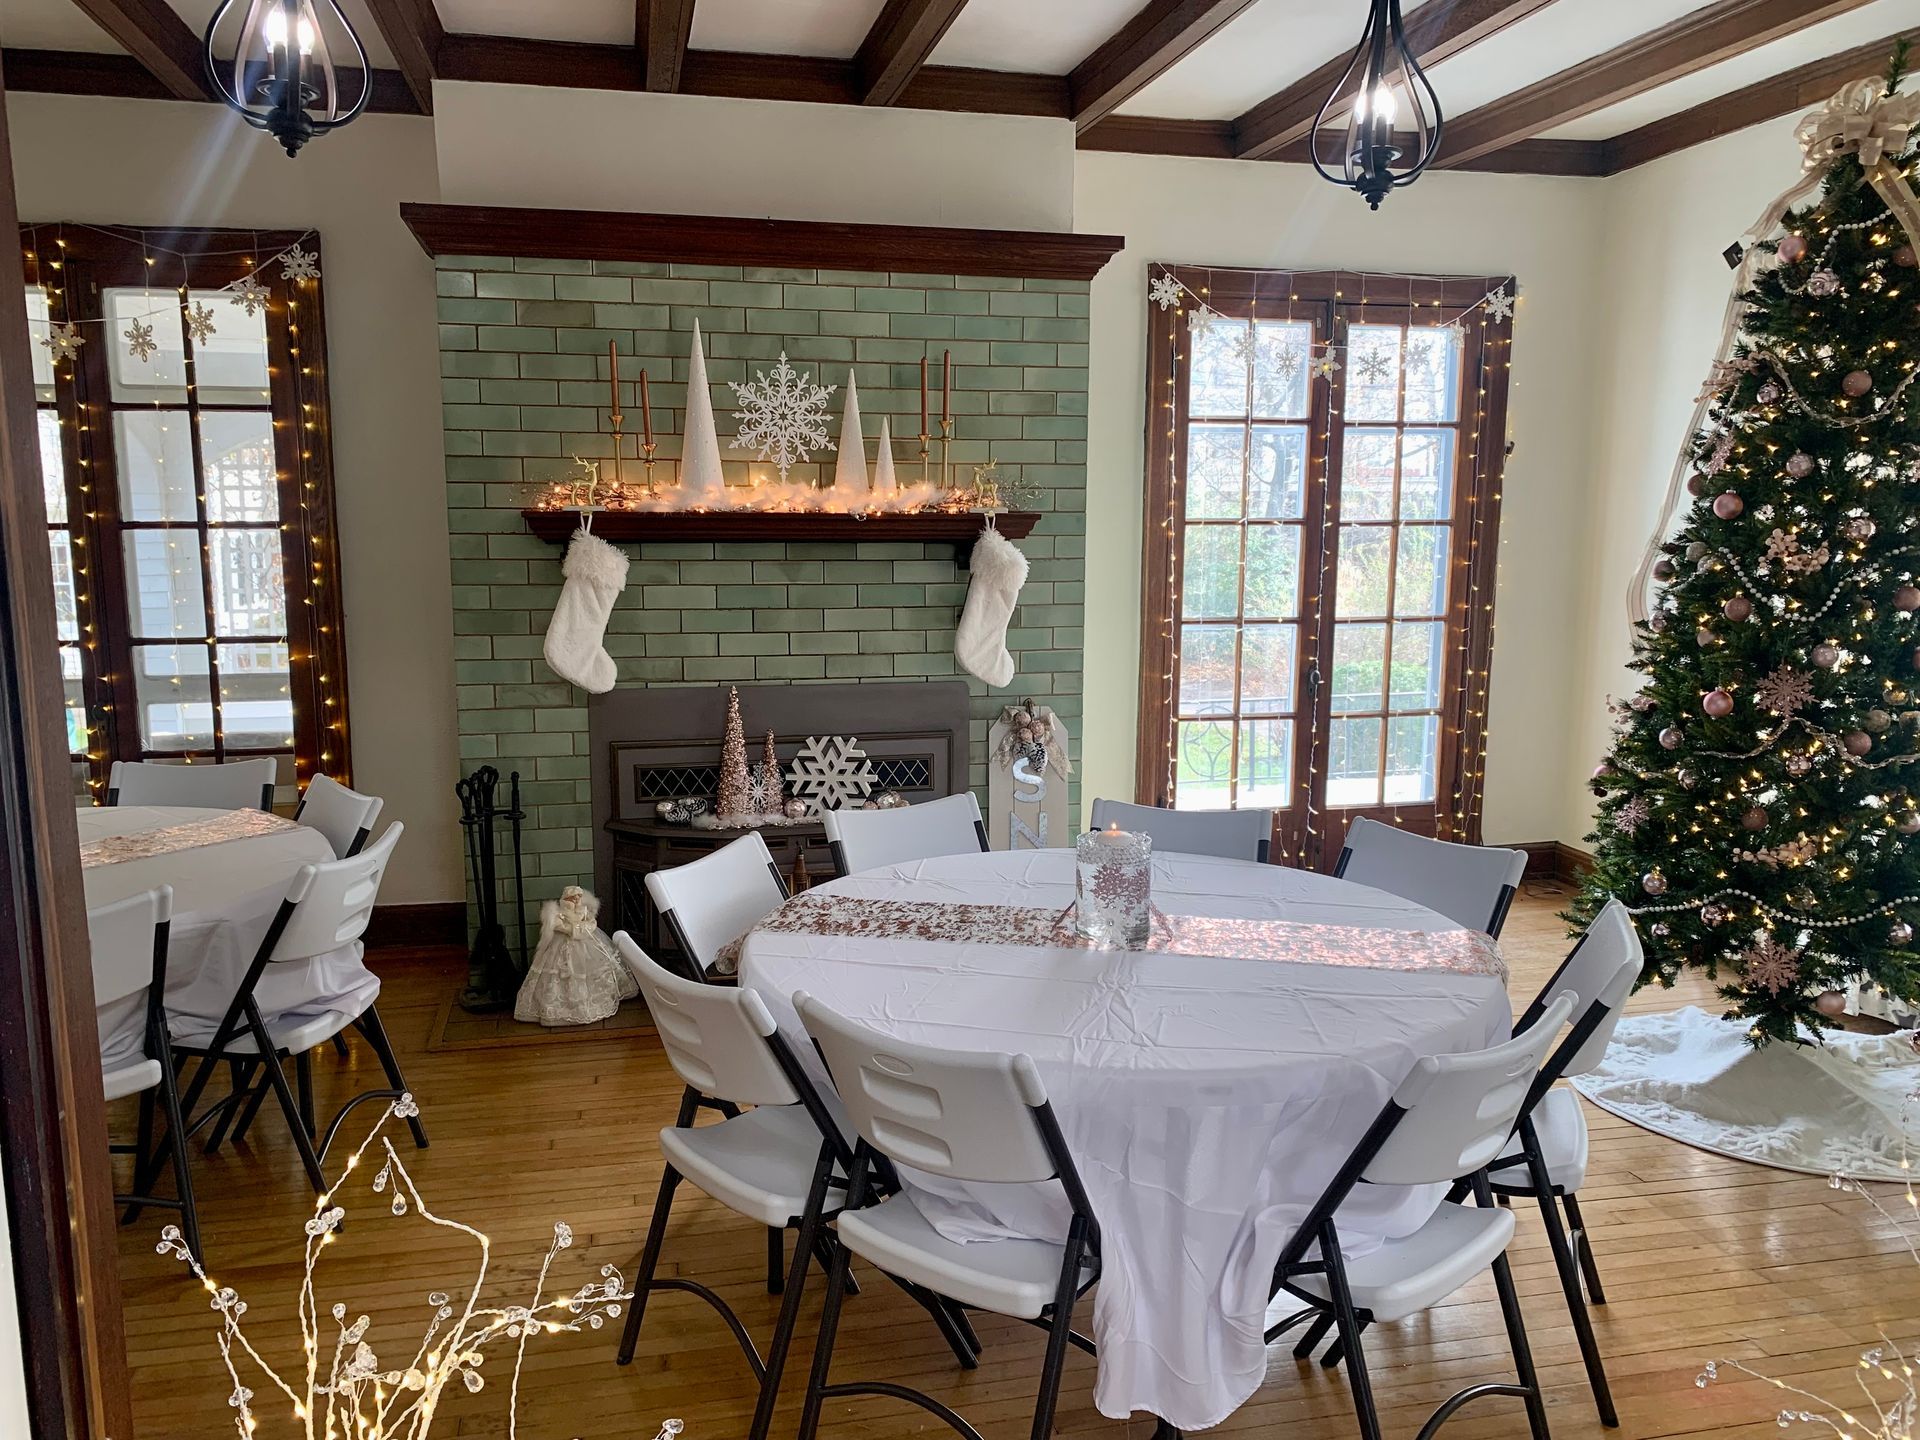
[919,428,931,487]
[939,417,955,493]
[642,439,658,495]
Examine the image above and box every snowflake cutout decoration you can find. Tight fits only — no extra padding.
[1740,933,1802,994]
[1229,326,1259,365]
[123,317,157,363]
[729,353,836,482]
[1755,664,1815,717]
[1483,286,1514,322]
[1091,861,1151,909]
[185,301,217,345]
[1354,350,1394,385]
[1270,343,1304,382]
[1754,503,1776,523]
[1148,274,1185,311]
[1187,305,1218,337]
[279,245,319,282]
[40,322,84,365]
[1611,795,1651,835]
[746,762,781,815]
[226,273,270,317]
[1312,349,1341,381]
[786,736,875,813]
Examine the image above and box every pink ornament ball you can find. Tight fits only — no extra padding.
[1841,515,1876,542]
[1740,805,1768,831]
[1842,370,1873,397]
[1756,382,1782,405]
[1686,473,1709,498]
[1696,627,1718,648]
[1812,643,1840,668]
[1648,613,1669,633]
[1896,245,1918,269]
[1712,491,1744,519]
[1784,452,1815,478]
[1652,558,1677,581]
[1814,990,1848,1016]
[1892,921,1915,947]
[1702,688,1735,718]
[1723,596,1752,622]
[1642,869,1667,896]
[783,797,809,819]
[1895,585,1920,613]
[1898,811,1920,835]
[1659,726,1684,750]
[1843,730,1873,756]
[1700,903,1728,928]
[1777,234,1808,263]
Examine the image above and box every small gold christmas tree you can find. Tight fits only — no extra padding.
[716,687,752,822]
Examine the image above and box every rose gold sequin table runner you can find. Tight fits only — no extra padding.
[80,807,293,868]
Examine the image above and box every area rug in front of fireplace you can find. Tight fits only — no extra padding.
[1571,1006,1920,1180]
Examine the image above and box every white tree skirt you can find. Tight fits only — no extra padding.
[1571,1006,1920,1181]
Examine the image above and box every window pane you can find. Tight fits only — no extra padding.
[123,531,207,638]
[1327,716,1382,807]
[1242,527,1299,619]
[48,532,78,642]
[1393,526,1449,617]
[1241,624,1296,712]
[1386,715,1439,802]
[1331,623,1386,714]
[1174,717,1235,811]
[202,411,281,522]
[115,410,198,521]
[1335,525,1391,618]
[60,647,85,755]
[38,409,65,522]
[1344,325,1401,423]
[186,289,272,402]
[134,644,214,749]
[1403,327,1460,424]
[105,289,188,403]
[209,529,286,635]
[26,287,54,399]
[1182,526,1241,620]
[1238,719,1292,810]
[1340,429,1397,519]
[1390,621,1444,711]
[1189,320,1246,418]
[1247,425,1306,519]
[1399,429,1455,519]
[218,642,293,748]
[1251,321,1311,418]
[1185,423,1244,520]
[1179,624,1237,714]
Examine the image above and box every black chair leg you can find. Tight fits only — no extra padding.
[1489,1249,1552,1440]
[1321,1222,1384,1440]
[1029,1219,1089,1440]
[356,1008,427,1149]
[246,1006,328,1194]
[121,1088,157,1226]
[1292,1312,1334,1359]
[225,1062,271,1149]
[767,1225,785,1294]
[796,1220,857,1440]
[616,1167,682,1365]
[331,1033,351,1059]
[296,1053,317,1139]
[748,1156,833,1440]
[1525,1138,1616,1426]
[155,1053,202,1262]
[1563,1192,1607,1304]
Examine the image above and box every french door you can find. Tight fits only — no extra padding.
[1138,268,1513,870]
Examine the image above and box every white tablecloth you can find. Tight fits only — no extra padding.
[739,849,1510,1431]
[79,806,379,1062]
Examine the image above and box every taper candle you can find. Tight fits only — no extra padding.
[639,370,653,446]
[920,355,929,435]
[608,340,621,418]
[942,349,951,425]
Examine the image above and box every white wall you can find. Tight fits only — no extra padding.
[1075,151,1610,845]
[5,94,461,903]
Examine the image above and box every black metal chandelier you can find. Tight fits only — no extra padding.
[203,0,371,157]
[1310,0,1443,210]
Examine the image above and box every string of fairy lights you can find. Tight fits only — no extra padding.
[1149,265,1516,858]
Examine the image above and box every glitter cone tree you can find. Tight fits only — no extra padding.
[1572,57,1920,1044]
[716,686,752,822]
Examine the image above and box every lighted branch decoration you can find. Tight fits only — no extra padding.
[154,1097,676,1440]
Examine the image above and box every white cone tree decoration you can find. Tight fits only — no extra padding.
[834,371,868,490]
[679,319,727,502]
[874,417,898,490]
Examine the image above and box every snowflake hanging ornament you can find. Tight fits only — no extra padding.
[1148,274,1185,311]
[280,245,319,282]
[124,317,157,363]
[1755,664,1815,717]
[1229,326,1259,365]
[1740,932,1802,994]
[1484,285,1515,322]
[40,322,84,365]
[1611,795,1651,835]
[786,736,875,814]
[227,273,270,317]
[185,301,218,345]
[729,353,836,482]
[1312,348,1341,381]
[1187,306,1218,337]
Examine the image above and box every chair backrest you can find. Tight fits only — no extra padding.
[796,992,1059,1185]
[294,773,383,859]
[1335,816,1526,936]
[269,823,403,965]
[88,886,172,1008]
[644,830,787,979]
[1088,798,1270,862]
[108,757,277,812]
[1362,994,1573,1187]
[823,792,988,877]
[1525,899,1642,1080]
[614,932,800,1107]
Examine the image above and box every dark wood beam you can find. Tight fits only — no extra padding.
[1077,115,1236,158]
[1602,28,1915,174]
[1439,0,1875,167]
[1,48,423,114]
[66,0,203,99]
[362,0,443,114]
[636,0,695,92]
[1068,0,1259,132]
[1232,0,1558,162]
[855,0,972,107]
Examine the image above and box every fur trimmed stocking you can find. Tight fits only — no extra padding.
[955,526,1027,688]
[543,527,629,693]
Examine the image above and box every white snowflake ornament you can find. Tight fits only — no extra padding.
[40,322,84,365]
[1148,274,1184,311]
[729,353,836,482]
[786,736,876,813]
[1187,306,1217,337]
[280,245,319,282]
[1484,285,1515,322]
[227,273,270,317]
[124,317,157,363]
[1312,349,1341,380]
[1229,327,1259,365]
[185,301,217,345]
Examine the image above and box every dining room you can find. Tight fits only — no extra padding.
[0,3,1918,1439]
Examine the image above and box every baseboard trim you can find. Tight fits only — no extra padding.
[367,901,465,949]
[1514,841,1593,886]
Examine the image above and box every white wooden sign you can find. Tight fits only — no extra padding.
[987,713,1071,851]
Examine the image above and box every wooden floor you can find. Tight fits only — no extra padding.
[113,881,1920,1440]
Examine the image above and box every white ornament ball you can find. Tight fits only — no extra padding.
[1811,643,1840,669]
[1892,921,1915,947]
[1815,989,1848,1016]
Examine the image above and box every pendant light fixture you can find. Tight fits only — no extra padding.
[203,0,371,157]
[1310,0,1442,210]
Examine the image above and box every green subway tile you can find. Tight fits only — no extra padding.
[555,275,634,302]
[456,660,531,684]
[785,584,858,607]
[711,332,788,361]
[889,272,957,289]
[989,342,1057,365]
[450,558,528,584]
[782,337,854,364]
[743,267,818,283]
[641,542,715,560]
[892,560,956,583]
[749,560,822,583]
[439,254,515,271]
[440,323,477,351]
[594,260,673,277]
[442,351,520,378]
[536,755,591,781]
[476,272,554,300]
[459,735,499,760]
[710,281,785,307]
[894,654,957,676]
[482,432,562,457]
[753,608,824,632]
[442,403,521,429]
[1023,367,1089,392]
[784,284,857,310]
[685,658,760,683]
[955,275,1025,291]
[955,316,1023,341]
[1023,317,1088,342]
[858,583,925,606]
[989,291,1058,317]
[677,560,753,583]
[520,353,599,380]
[647,633,719,658]
[590,303,673,330]
[749,308,817,335]
[517,300,594,327]
[827,655,896,679]
[437,271,476,298]
[719,633,790,657]
[640,585,717,608]
[479,379,559,405]
[856,287,923,314]
[478,325,557,353]
[790,632,859,655]
[533,709,588,734]
[859,631,926,654]
[440,297,517,325]
[926,290,991,315]
[716,584,788,608]
[886,314,958,340]
[822,560,894,582]
[668,305,747,334]
[515,259,593,275]
[497,733,575,759]
[628,278,711,304]
[442,378,480,404]
[617,657,689,682]
[494,682,573,708]
[891,607,955,630]
[463,707,533,735]
[671,263,744,281]
[682,610,755,633]
[1058,294,1090,318]
[818,311,891,337]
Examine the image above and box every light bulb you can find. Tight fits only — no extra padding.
[297,13,315,54]
[263,5,288,48]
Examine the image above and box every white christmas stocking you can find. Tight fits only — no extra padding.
[955,526,1027,688]
[543,528,629,694]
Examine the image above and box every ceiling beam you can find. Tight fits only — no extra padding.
[1068,0,1259,132]
[636,0,695,92]
[1437,0,1876,167]
[1602,28,1915,174]
[362,0,443,114]
[1,47,423,113]
[65,0,203,100]
[855,0,972,107]
[1231,0,1559,162]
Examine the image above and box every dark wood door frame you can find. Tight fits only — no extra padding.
[0,58,135,1440]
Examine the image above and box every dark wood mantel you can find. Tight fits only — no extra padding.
[401,203,1125,282]
[522,506,1038,563]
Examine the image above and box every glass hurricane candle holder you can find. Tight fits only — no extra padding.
[1075,826,1153,948]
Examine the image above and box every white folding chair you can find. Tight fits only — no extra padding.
[1088,797,1271,862]
[107,757,277,812]
[644,830,788,981]
[91,886,200,1259]
[794,995,1099,1440]
[823,792,988,878]
[173,824,423,1196]
[1334,816,1526,937]
[293,773,383,859]
[1267,995,1574,1440]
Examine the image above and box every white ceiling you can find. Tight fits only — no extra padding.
[0,0,124,52]
[930,0,1141,75]
[438,0,633,48]
[687,0,886,59]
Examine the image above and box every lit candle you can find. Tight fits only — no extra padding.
[1098,822,1132,846]
[942,349,951,426]
[608,340,621,418]
[920,355,929,437]
[639,369,653,446]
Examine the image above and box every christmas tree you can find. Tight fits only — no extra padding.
[1572,52,1920,1044]
[716,686,752,822]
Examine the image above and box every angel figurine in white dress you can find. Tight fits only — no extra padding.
[515,885,638,1027]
